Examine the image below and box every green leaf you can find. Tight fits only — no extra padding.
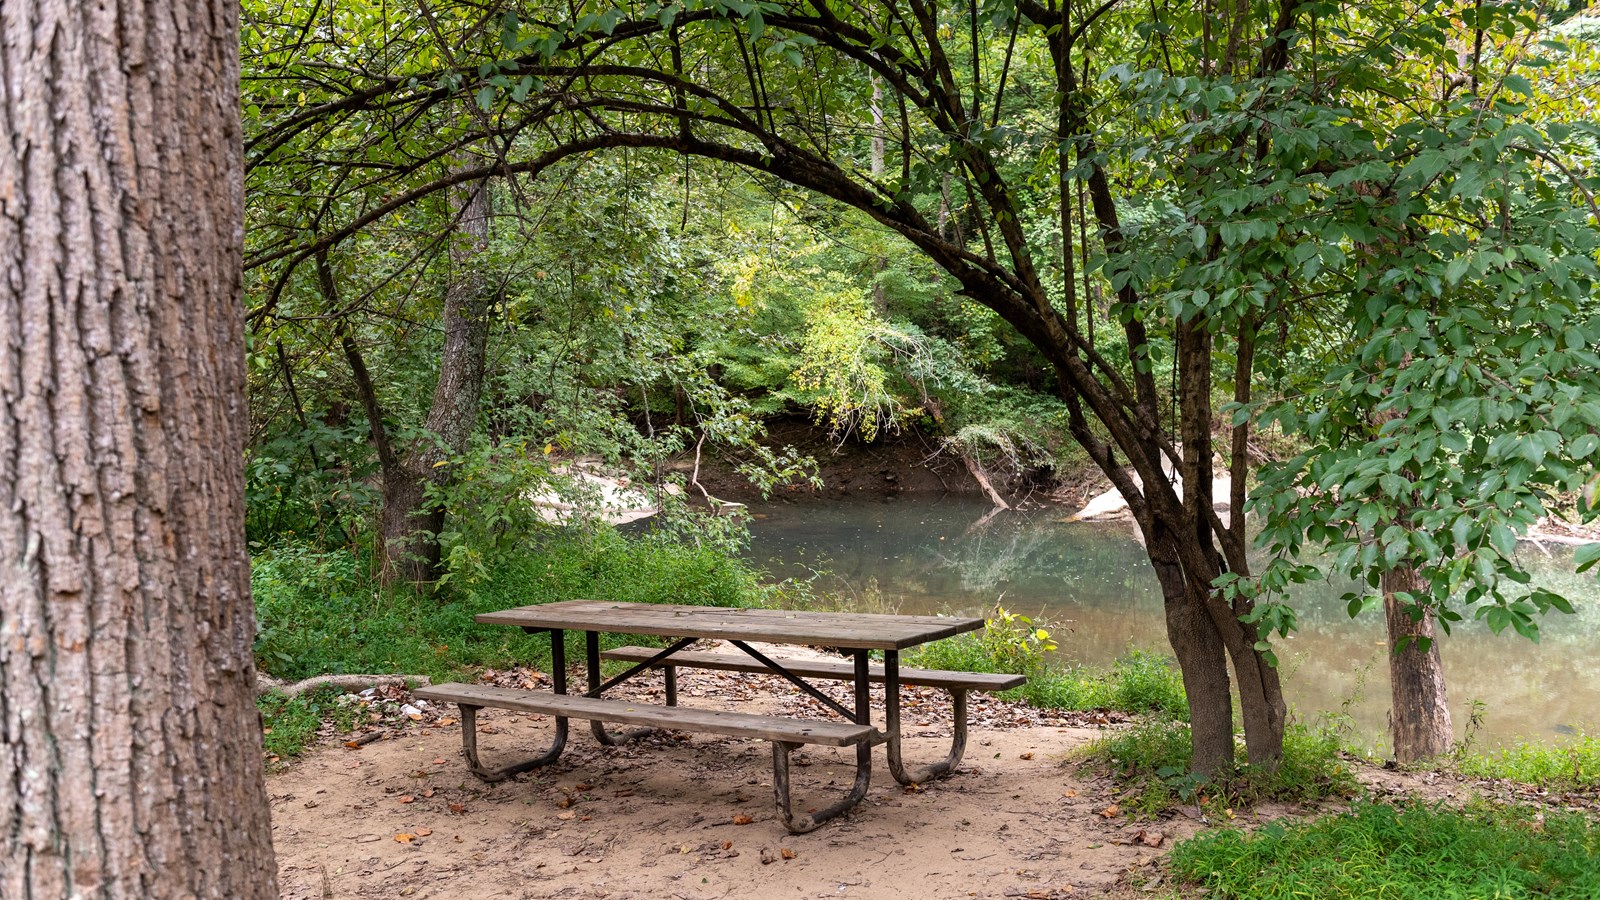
[1576,542,1600,574]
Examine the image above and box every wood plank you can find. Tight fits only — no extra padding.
[600,647,1026,692]
[474,600,985,650]
[414,683,876,747]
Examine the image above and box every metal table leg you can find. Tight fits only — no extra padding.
[456,628,569,781]
[884,649,967,785]
[585,629,655,745]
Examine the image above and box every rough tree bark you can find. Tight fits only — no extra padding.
[0,1,278,896]
[351,174,494,587]
[1383,566,1454,762]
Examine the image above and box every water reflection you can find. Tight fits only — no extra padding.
[746,497,1600,750]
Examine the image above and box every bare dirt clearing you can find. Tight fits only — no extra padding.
[269,660,1186,900]
[268,660,1511,900]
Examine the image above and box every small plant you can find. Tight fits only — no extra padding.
[1079,717,1357,816]
[1456,731,1600,791]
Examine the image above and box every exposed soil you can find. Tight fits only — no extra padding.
[269,656,1185,900]
[268,652,1517,900]
[672,417,1078,507]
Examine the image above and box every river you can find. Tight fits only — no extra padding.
[744,496,1600,751]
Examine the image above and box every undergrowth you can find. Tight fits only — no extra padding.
[1078,717,1357,816]
[905,608,1188,717]
[1169,799,1600,899]
[1456,732,1600,791]
[256,687,365,762]
[252,527,767,684]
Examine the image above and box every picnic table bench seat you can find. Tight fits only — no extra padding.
[414,682,877,833]
[599,646,1025,692]
[600,645,1021,787]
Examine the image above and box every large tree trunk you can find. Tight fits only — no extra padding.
[1383,566,1454,762]
[0,1,278,896]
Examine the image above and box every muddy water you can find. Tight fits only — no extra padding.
[745,497,1600,750]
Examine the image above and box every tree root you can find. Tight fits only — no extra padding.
[255,673,431,698]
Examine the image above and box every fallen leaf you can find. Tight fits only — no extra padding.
[433,758,447,765]
[557,811,576,821]
[1020,752,1035,760]
[1139,830,1164,848]
[416,827,433,837]
[720,840,733,851]
[397,796,415,804]
[437,718,456,727]
[394,833,415,843]
[421,788,435,798]
[732,815,754,826]
[557,796,574,809]
[1099,804,1120,818]
[1063,789,1077,798]
[780,848,796,860]
[448,803,467,815]
[575,782,593,791]
[344,741,363,749]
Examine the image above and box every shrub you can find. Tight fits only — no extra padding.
[1079,717,1357,816]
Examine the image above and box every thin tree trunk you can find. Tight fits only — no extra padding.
[0,0,278,895]
[1146,534,1237,776]
[1383,566,1454,762]
[363,174,494,587]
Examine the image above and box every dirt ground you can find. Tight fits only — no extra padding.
[269,656,1196,900]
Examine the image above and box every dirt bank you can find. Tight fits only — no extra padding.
[672,417,1086,507]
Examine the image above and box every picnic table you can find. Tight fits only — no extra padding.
[416,600,1024,832]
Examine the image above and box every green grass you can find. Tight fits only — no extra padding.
[251,527,772,757]
[1079,717,1357,816]
[1020,651,1190,717]
[905,617,1189,718]
[1169,800,1600,899]
[252,527,766,684]
[256,687,367,761]
[1457,733,1600,791]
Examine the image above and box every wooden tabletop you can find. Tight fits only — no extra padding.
[475,600,985,650]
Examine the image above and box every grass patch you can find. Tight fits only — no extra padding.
[1457,733,1600,791]
[1079,717,1357,816]
[256,687,366,761]
[1020,651,1189,717]
[1169,800,1600,899]
[252,527,768,685]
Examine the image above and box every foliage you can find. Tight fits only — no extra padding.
[908,610,1188,717]
[920,605,1059,673]
[256,688,366,763]
[251,528,765,682]
[1018,651,1190,718]
[1169,800,1600,900]
[1233,3,1600,649]
[1457,733,1600,791]
[1080,718,1357,816]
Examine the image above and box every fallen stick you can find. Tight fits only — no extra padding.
[255,673,431,698]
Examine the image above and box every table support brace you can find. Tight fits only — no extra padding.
[586,631,660,746]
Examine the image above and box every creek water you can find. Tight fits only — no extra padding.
[744,496,1600,750]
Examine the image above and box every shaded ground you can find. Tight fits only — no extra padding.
[269,660,1187,900]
